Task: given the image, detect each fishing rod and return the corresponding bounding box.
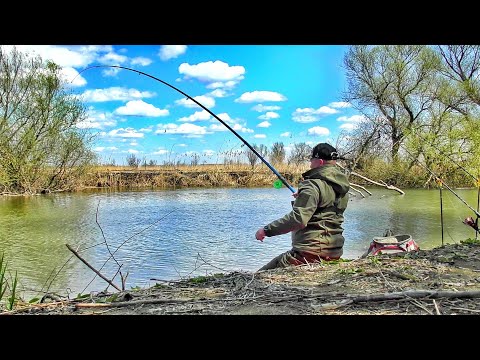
[77,65,296,193]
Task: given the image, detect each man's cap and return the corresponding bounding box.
[311,143,338,160]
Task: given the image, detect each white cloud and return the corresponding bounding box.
[258,112,280,120]
[5,45,106,68]
[292,106,338,123]
[206,80,237,89]
[179,61,245,84]
[114,100,169,117]
[159,45,187,61]
[127,149,140,154]
[251,104,281,112]
[178,110,211,122]
[108,128,145,138]
[337,115,366,123]
[329,101,352,108]
[208,89,227,98]
[291,115,318,123]
[339,123,357,130]
[235,91,287,103]
[155,123,210,136]
[337,114,366,131]
[94,146,118,152]
[80,87,156,102]
[76,108,117,129]
[153,149,169,155]
[131,57,153,66]
[60,67,86,87]
[98,52,128,65]
[280,132,291,137]
[307,127,330,136]
[257,121,271,128]
[175,95,215,109]
[254,134,267,138]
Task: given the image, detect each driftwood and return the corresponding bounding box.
[66,244,121,291]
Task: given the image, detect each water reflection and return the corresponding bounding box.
[0,187,477,299]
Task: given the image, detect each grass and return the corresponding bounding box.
[0,252,19,311]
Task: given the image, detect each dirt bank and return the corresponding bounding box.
[4,241,480,315]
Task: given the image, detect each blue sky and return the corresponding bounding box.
[7,45,364,165]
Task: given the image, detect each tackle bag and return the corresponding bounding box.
[361,234,419,258]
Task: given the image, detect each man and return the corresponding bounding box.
[255,143,350,271]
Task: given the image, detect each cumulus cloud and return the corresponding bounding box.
[328,101,352,108]
[175,95,215,109]
[179,61,245,85]
[159,45,187,61]
[292,106,338,123]
[154,123,210,136]
[337,114,366,131]
[280,132,291,137]
[235,91,287,103]
[307,126,330,136]
[131,57,153,66]
[258,112,280,120]
[60,67,86,87]
[114,100,169,117]
[108,128,145,138]
[254,134,266,138]
[257,121,271,128]
[178,110,211,122]
[251,104,281,112]
[76,108,117,129]
[80,87,156,102]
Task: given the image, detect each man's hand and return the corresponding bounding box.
[255,227,266,242]
[292,191,299,198]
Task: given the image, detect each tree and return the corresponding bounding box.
[269,142,285,165]
[246,144,268,169]
[287,142,312,165]
[126,154,141,168]
[343,45,440,161]
[0,46,96,194]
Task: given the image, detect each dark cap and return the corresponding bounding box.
[311,143,338,160]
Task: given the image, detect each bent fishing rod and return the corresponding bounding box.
[77,65,296,193]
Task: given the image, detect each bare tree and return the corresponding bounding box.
[246,144,268,169]
[287,142,312,165]
[269,142,285,165]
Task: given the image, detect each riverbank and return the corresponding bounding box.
[4,240,480,315]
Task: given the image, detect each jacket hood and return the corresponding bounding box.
[302,165,350,195]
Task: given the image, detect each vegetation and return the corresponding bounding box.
[0,46,97,195]
[0,252,19,311]
[2,45,480,195]
[340,45,480,188]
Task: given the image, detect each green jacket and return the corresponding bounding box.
[264,165,350,258]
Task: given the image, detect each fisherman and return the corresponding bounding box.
[255,143,350,270]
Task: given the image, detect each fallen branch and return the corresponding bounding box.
[346,289,480,303]
[349,186,366,198]
[349,171,405,195]
[75,294,265,309]
[349,183,372,196]
[66,244,121,292]
[336,163,405,195]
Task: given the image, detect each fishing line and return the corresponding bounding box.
[75,65,296,193]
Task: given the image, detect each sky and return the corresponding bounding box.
[5,45,365,166]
